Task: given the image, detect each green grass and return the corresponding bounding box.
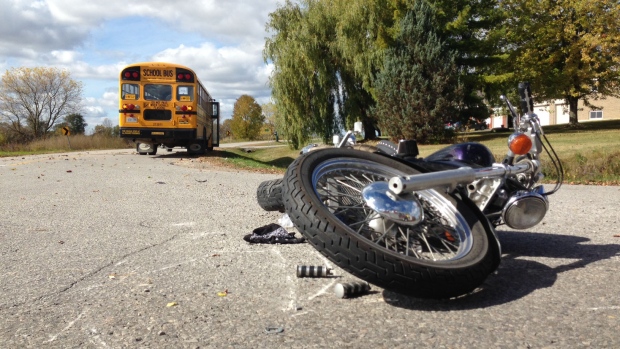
[203,120,620,185]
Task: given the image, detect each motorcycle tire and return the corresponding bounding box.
[282,148,500,299]
[256,178,285,212]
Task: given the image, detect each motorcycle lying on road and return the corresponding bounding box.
[256,83,563,299]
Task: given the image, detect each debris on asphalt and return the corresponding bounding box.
[243,223,304,244]
[296,265,333,278]
[166,302,178,307]
[264,327,284,334]
[334,281,371,299]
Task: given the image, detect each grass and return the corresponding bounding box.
[2,120,619,184]
[200,120,620,185]
[0,134,132,156]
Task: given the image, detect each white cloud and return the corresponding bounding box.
[1,0,281,126]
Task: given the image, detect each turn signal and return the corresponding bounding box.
[508,133,532,155]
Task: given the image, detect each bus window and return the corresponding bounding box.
[144,84,173,101]
[177,86,194,101]
[122,83,139,100]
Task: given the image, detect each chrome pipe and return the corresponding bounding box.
[388,162,532,195]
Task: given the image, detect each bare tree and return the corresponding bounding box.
[0,67,83,140]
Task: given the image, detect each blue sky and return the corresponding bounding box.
[0,0,280,133]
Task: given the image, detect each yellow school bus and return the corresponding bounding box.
[119,62,220,155]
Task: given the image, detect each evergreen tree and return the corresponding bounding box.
[372,2,462,143]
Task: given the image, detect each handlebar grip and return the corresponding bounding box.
[518,82,534,114]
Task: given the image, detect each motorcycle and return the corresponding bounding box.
[256,83,563,299]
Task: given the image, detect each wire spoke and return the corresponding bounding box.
[311,160,470,262]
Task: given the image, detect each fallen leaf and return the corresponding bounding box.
[217,289,228,297]
[66,170,72,173]
[166,302,178,307]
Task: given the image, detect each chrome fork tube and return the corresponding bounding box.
[388,162,533,195]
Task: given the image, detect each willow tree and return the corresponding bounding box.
[0,67,83,141]
[502,0,620,124]
[264,0,339,148]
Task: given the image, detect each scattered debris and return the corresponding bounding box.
[334,281,371,299]
[217,289,229,297]
[244,223,304,244]
[195,179,208,183]
[264,327,284,334]
[296,265,333,278]
[278,214,294,228]
[166,302,178,307]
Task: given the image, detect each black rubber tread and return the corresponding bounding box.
[281,148,501,299]
[256,178,285,212]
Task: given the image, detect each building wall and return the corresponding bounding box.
[537,96,620,124]
[488,96,620,127]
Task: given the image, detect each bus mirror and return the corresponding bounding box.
[211,102,220,118]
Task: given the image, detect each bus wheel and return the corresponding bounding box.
[137,142,155,155]
[148,145,158,156]
[188,142,205,155]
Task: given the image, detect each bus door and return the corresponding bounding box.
[211,101,220,147]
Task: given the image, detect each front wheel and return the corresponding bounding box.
[282,149,500,299]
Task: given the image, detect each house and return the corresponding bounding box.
[488,96,620,128]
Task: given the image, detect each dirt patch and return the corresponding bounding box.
[172,156,284,174]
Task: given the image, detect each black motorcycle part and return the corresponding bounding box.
[256,178,285,212]
[282,148,501,299]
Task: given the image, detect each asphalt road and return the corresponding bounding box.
[1,148,619,348]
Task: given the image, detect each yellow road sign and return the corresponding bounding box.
[62,127,70,136]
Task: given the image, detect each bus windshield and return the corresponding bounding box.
[144,84,172,101]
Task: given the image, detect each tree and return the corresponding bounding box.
[265,0,505,147]
[220,118,232,140]
[373,2,463,144]
[0,67,83,141]
[265,0,341,148]
[93,118,115,137]
[261,102,278,135]
[502,0,620,124]
[230,95,264,140]
[65,113,87,134]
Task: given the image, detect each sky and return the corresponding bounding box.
[0,0,281,133]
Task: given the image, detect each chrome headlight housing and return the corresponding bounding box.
[502,190,548,230]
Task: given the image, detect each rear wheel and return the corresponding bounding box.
[137,143,157,155]
[256,179,285,212]
[282,148,500,299]
[187,140,205,155]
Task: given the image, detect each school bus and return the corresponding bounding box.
[119,62,220,155]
